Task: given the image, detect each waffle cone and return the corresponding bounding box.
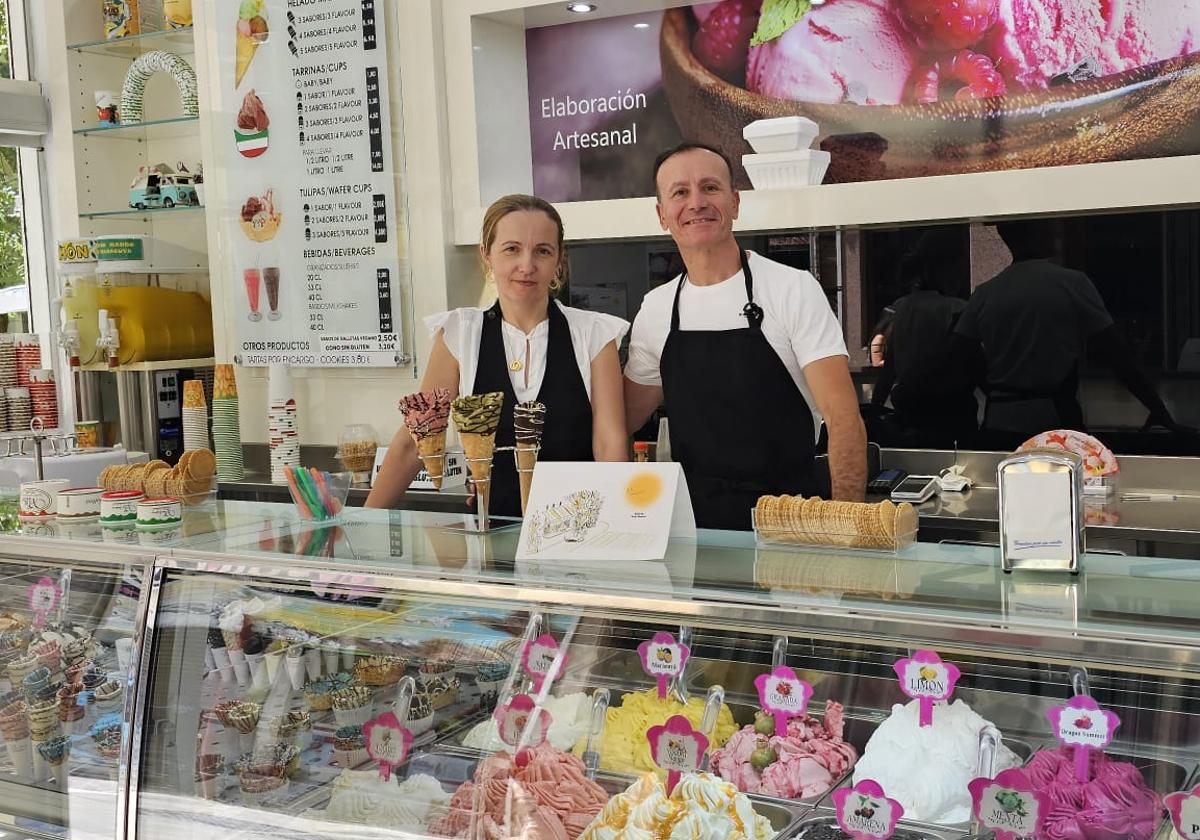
[516,443,539,515]
[416,431,447,489]
[235,35,259,87]
[460,432,496,511]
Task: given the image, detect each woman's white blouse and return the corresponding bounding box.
[424,301,630,403]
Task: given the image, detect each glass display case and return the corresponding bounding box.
[119,506,1200,840]
[0,533,154,840]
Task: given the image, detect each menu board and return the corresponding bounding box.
[216,0,405,367]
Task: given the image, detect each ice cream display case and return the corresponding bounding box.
[116,505,1200,840]
[0,533,156,840]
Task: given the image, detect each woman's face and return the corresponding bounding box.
[482,210,561,306]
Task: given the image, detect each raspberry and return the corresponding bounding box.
[692,0,761,83]
[910,49,1007,103]
[894,0,998,50]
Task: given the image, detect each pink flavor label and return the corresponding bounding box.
[969,769,1048,840]
[1165,785,1200,840]
[363,711,413,782]
[637,631,690,699]
[753,666,813,737]
[27,576,62,628]
[494,693,551,755]
[832,780,904,840]
[892,649,960,727]
[647,714,708,796]
[521,633,568,693]
[1047,694,1120,750]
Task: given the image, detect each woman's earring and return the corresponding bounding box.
[485,268,494,282]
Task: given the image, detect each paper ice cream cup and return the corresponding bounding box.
[264,651,282,685]
[247,653,267,689]
[211,647,231,672]
[7,737,33,779]
[304,649,321,681]
[339,641,355,671]
[322,649,339,675]
[228,649,250,687]
[285,657,305,691]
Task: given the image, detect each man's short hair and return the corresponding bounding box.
[995,220,1060,261]
[652,142,735,199]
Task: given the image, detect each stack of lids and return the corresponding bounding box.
[182,380,209,452]
[212,364,244,482]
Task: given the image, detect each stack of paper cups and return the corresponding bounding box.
[28,370,58,430]
[268,364,299,485]
[212,364,244,481]
[182,380,209,451]
[14,335,40,387]
[6,387,31,433]
[0,336,15,392]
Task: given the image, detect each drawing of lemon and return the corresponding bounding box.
[625,472,664,509]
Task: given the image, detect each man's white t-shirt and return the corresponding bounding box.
[624,250,848,441]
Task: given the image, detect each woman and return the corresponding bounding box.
[366,194,629,516]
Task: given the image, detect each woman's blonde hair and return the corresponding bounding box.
[479,194,569,292]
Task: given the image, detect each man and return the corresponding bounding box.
[624,143,866,530]
[956,219,1180,448]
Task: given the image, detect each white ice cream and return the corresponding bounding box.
[462,691,593,752]
[851,698,1021,824]
[317,770,450,829]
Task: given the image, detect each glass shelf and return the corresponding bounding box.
[74,115,200,139]
[67,27,195,58]
[79,205,206,221]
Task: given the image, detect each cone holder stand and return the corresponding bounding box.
[429,444,541,532]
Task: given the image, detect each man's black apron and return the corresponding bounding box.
[659,252,818,530]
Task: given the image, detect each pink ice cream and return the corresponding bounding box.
[985,0,1200,91]
[746,0,915,105]
[708,701,858,800]
[1018,746,1162,840]
[429,744,609,840]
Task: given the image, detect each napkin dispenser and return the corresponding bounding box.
[998,448,1085,574]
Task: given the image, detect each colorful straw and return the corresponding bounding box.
[285,465,344,521]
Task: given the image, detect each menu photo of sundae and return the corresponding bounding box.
[239,189,282,243]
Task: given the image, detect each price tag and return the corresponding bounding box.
[637,631,690,699]
[646,714,708,797]
[969,769,1048,840]
[753,666,813,737]
[363,711,412,782]
[1047,695,1120,782]
[521,633,568,693]
[832,780,904,840]
[892,649,960,727]
[27,577,62,629]
[495,693,551,763]
[1166,785,1200,840]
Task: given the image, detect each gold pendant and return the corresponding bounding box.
[508,359,523,372]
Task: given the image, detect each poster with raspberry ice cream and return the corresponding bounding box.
[214,0,410,367]
[526,0,1200,200]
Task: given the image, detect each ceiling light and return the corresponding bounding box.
[566,3,597,13]
[633,22,650,29]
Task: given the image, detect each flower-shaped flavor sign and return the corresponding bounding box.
[363,711,413,782]
[892,649,960,727]
[832,780,904,840]
[495,693,552,765]
[521,633,568,693]
[637,631,690,700]
[28,576,62,629]
[1165,784,1200,840]
[753,665,813,737]
[647,714,708,796]
[969,769,1048,840]
[1046,694,1120,782]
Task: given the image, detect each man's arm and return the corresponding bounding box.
[624,377,664,436]
[805,355,867,501]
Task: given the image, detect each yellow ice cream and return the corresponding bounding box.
[573,688,738,776]
[578,772,773,840]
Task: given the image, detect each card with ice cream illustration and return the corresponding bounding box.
[1047,694,1120,780]
[969,769,1048,840]
[833,780,904,840]
[363,711,412,781]
[638,631,690,699]
[647,714,708,795]
[893,649,960,727]
[754,665,813,736]
[1165,784,1200,840]
[495,693,551,758]
[520,633,568,693]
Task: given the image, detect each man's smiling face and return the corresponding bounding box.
[655,148,740,250]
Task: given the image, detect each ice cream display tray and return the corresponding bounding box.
[408,744,807,838]
[786,810,966,840]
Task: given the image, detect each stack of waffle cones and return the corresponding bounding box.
[451,392,504,511]
[513,401,545,515]
[399,389,452,489]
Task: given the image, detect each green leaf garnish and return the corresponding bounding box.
[750,0,812,47]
